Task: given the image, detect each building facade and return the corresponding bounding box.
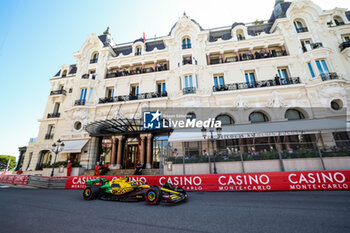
[21,0,350,175]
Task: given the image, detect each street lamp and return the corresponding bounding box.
[201,126,222,174]
[51,139,65,177]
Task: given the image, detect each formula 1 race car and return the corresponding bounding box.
[82,176,187,205]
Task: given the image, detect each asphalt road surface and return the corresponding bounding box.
[0,185,349,233]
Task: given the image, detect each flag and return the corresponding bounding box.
[143,32,146,41]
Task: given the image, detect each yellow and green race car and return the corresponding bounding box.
[82,176,188,205]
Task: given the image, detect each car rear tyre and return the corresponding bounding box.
[145,187,161,205]
[83,185,100,200]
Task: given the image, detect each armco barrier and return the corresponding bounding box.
[65,170,350,191]
[0,175,29,185]
[27,176,67,188]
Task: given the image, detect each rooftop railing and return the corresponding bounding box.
[213,77,301,92]
[98,91,168,104]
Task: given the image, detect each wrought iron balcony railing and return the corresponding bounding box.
[320,72,338,81]
[98,91,168,104]
[50,89,67,95]
[208,50,287,65]
[296,27,308,33]
[47,113,60,118]
[90,58,98,64]
[213,77,301,92]
[105,65,168,79]
[44,134,54,140]
[339,41,350,52]
[183,87,196,95]
[75,100,86,106]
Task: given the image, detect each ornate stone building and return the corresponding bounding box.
[21,0,350,175]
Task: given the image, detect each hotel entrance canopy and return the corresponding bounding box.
[85,118,172,136]
[168,119,347,142]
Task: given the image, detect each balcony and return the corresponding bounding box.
[302,42,323,53]
[296,27,308,33]
[182,58,198,66]
[213,77,301,92]
[105,64,168,79]
[82,73,96,79]
[47,112,60,118]
[98,91,168,104]
[183,87,196,95]
[44,134,54,140]
[320,72,338,81]
[209,51,287,65]
[90,58,98,64]
[50,89,66,96]
[339,41,350,52]
[75,100,86,106]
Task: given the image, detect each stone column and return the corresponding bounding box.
[140,134,146,165]
[235,51,240,61]
[220,52,225,63]
[206,54,210,65]
[166,60,170,70]
[110,137,117,165]
[116,136,124,169]
[146,134,153,168]
[87,137,99,169]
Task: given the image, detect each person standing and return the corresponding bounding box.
[94,162,101,176]
[67,160,72,176]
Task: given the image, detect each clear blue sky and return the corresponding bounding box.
[0,0,349,159]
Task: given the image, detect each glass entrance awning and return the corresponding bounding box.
[85,118,172,136]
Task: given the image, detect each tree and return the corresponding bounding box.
[0,155,16,171]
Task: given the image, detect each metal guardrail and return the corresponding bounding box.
[27,176,67,189]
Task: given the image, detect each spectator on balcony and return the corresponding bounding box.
[274,74,281,85]
[255,51,260,59]
[157,63,162,71]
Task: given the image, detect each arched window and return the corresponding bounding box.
[37,151,52,170]
[285,109,305,121]
[236,29,245,41]
[294,19,308,33]
[61,70,67,77]
[182,37,191,49]
[249,112,269,123]
[216,114,234,125]
[186,112,196,120]
[333,16,344,26]
[90,52,99,63]
[135,46,142,56]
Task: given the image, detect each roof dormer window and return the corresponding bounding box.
[135,46,142,56]
[182,37,191,49]
[90,52,99,63]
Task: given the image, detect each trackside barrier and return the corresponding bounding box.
[0,175,29,185]
[65,170,350,192]
[27,176,67,188]
[0,175,67,188]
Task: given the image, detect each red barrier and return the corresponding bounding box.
[65,170,350,191]
[0,175,29,185]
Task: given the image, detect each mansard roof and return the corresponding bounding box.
[268,1,292,23]
[346,11,350,21]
